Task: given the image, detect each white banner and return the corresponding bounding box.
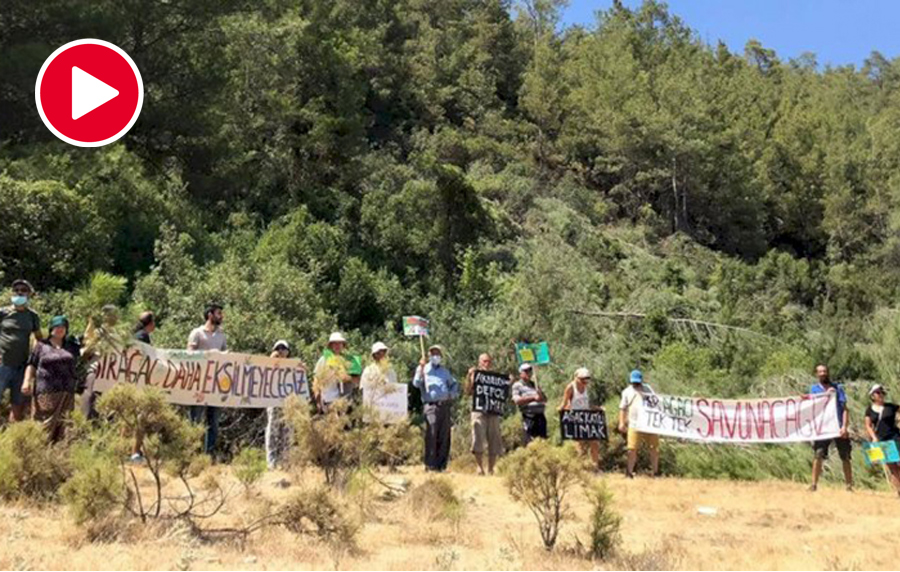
[628,392,841,443]
[92,342,309,408]
[362,383,408,424]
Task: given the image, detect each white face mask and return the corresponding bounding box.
[430,355,442,367]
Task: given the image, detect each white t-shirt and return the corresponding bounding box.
[619,384,653,414]
[187,326,227,351]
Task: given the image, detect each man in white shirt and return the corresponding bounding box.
[618,369,659,478]
[187,304,227,456]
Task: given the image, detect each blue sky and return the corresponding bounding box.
[561,0,900,67]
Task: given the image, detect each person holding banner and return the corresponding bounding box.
[512,363,547,444]
[864,384,900,494]
[313,332,354,413]
[187,304,227,456]
[133,311,155,345]
[413,344,459,472]
[361,342,398,388]
[22,316,81,442]
[465,353,505,475]
[559,367,601,468]
[266,340,300,469]
[618,369,659,478]
[0,279,43,423]
[809,364,853,492]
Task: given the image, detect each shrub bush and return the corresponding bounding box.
[407,476,465,524]
[0,421,68,500]
[585,482,621,560]
[233,447,267,492]
[61,441,124,523]
[281,486,360,545]
[499,439,588,550]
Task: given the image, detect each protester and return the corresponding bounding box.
[22,316,80,442]
[512,363,547,444]
[618,369,659,478]
[413,345,459,472]
[465,353,504,475]
[187,304,227,456]
[809,364,853,491]
[361,342,398,388]
[559,367,600,468]
[313,332,354,413]
[80,304,121,419]
[864,384,900,495]
[0,279,42,422]
[266,340,298,469]
[133,311,155,344]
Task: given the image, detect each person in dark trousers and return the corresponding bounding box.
[413,345,459,472]
[133,311,155,345]
[22,315,80,442]
[187,304,227,456]
[809,364,853,491]
[0,279,43,422]
[512,363,547,445]
[864,384,900,495]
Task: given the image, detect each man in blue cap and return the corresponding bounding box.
[618,369,659,478]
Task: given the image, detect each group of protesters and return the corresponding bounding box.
[2,279,900,495]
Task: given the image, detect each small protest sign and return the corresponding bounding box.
[559,409,608,441]
[403,316,429,337]
[515,342,551,365]
[472,370,510,415]
[363,383,408,424]
[863,440,900,466]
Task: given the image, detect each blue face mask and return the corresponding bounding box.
[11,295,28,307]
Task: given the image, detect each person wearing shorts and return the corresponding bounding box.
[0,279,42,421]
[618,369,659,478]
[809,364,853,492]
[512,363,547,445]
[466,353,504,475]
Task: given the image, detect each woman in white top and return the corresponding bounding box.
[559,367,601,468]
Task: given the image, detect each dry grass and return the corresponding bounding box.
[0,465,898,570]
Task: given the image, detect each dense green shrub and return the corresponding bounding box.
[233,447,267,492]
[0,421,68,501]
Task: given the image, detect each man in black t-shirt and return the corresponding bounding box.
[0,279,43,421]
[864,384,900,495]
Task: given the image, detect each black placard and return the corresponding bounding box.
[472,370,510,415]
[559,409,608,441]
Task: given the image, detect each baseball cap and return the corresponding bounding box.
[575,367,591,379]
[428,344,443,354]
[869,384,886,396]
[519,363,533,372]
[630,370,643,384]
[273,340,290,351]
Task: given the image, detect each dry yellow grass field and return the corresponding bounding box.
[0,465,898,571]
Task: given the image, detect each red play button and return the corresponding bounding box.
[35,39,143,147]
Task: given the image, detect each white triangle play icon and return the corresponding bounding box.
[71,66,119,120]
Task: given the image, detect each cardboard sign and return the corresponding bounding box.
[472,370,510,415]
[863,440,900,466]
[403,316,429,337]
[515,342,551,365]
[362,383,408,424]
[560,409,608,441]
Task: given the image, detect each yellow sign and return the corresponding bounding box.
[519,348,535,362]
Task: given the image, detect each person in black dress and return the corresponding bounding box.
[864,384,900,495]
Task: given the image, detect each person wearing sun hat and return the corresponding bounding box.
[413,344,459,472]
[512,362,547,444]
[559,367,601,468]
[266,339,303,469]
[22,315,81,442]
[361,341,397,389]
[864,384,900,495]
[313,331,353,413]
[618,369,660,478]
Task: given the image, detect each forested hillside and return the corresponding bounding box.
[3,0,900,477]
